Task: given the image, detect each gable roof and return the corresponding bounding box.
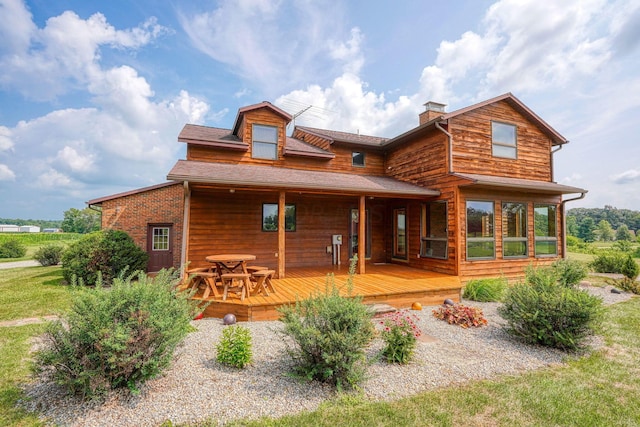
[284,136,335,159]
[167,160,439,198]
[232,101,292,135]
[384,92,568,147]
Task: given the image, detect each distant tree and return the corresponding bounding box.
[616,224,633,242]
[577,217,596,242]
[61,208,100,234]
[566,216,579,237]
[596,220,615,242]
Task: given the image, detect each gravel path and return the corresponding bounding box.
[21,284,633,427]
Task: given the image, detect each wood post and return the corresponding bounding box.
[278,191,286,278]
[358,195,365,274]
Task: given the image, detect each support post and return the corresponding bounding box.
[278,191,286,278]
[358,195,366,274]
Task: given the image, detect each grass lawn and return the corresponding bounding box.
[1,265,639,426]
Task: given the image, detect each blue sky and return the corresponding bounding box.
[0,0,639,220]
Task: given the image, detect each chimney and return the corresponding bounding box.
[419,101,446,125]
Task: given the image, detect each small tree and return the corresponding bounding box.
[61,207,100,234]
[596,220,615,242]
[616,224,633,242]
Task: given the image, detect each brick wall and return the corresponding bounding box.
[100,183,184,270]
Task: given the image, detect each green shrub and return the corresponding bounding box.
[524,264,558,289]
[61,230,149,286]
[0,239,26,258]
[33,269,197,399]
[551,258,588,288]
[277,257,375,390]
[33,244,64,266]
[463,277,507,302]
[378,310,421,364]
[498,269,604,350]
[216,325,253,368]
[432,303,488,328]
[606,277,640,294]
[591,251,639,279]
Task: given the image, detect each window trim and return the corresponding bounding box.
[252,124,278,160]
[262,203,296,232]
[502,201,528,259]
[466,200,496,260]
[492,121,517,159]
[352,151,365,167]
[421,201,448,260]
[152,226,170,251]
[534,204,558,257]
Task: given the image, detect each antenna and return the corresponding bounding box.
[292,105,312,128]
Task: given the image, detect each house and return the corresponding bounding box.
[20,226,41,233]
[88,93,586,318]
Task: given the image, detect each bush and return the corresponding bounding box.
[33,244,64,266]
[277,257,375,390]
[590,251,639,279]
[61,230,149,286]
[432,303,488,328]
[551,258,588,288]
[606,277,640,294]
[498,268,604,350]
[0,239,26,258]
[216,325,253,368]
[378,310,421,364]
[463,277,507,302]
[33,269,197,399]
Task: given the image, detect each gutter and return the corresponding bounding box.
[435,120,453,173]
[550,143,564,182]
[560,191,587,259]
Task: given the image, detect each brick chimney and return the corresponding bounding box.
[419,101,446,125]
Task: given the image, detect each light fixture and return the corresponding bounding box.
[229,189,235,193]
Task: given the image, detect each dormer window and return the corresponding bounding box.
[252,124,278,160]
[352,151,365,167]
[492,121,517,159]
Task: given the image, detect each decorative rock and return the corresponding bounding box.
[223,313,237,325]
[443,298,455,306]
[611,288,622,294]
[367,303,397,317]
[411,302,423,311]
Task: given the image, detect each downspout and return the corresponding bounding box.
[180,181,191,274]
[561,191,587,259]
[435,120,453,173]
[550,143,564,182]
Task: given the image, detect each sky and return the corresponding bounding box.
[0,0,639,220]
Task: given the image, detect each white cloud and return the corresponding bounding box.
[0,126,13,151]
[612,169,640,184]
[36,169,73,188]
[56,146,94,172]
[0,5,167,100]
[0,164,15,180]
[178,0,355,95]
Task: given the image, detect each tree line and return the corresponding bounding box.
[1,207,100,234]
[567,205,640,242]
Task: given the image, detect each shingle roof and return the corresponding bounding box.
[87,181,182,205]
[167,160,439,198]
[455,173,587,194]
[284,137,335,159]
[178,124,247,150]
[295,126,388,148]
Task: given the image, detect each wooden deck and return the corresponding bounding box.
[186,264,462,321]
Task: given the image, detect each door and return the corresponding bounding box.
[393,208,407,259]
[147,224,174,272]
[349,208,371,259]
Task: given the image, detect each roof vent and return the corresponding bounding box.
[419,101,446,125]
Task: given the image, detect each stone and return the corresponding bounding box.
[443,298,455,306]
[223,313,237,325]
[611,288,623,294]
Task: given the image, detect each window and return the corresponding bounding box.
[466,200,495,259]
[393,208,407,259]
[152,227,170,251]
[262,203,296,231]
[534,204,557,256]
[502,202,528,258]
[252,124,278,159]
[421,202,448,259]
[352,151,365,167]
[492,121,517,159]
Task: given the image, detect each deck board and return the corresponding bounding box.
[187,264,462,321]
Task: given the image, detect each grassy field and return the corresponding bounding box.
[0,233,80,263]
[1,263,639,426]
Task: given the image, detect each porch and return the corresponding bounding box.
[185,263,462,321]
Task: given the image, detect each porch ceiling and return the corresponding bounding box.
[167,160,439,198]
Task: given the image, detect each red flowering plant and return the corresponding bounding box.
[378,310,422,364]
[432,303,488,328]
